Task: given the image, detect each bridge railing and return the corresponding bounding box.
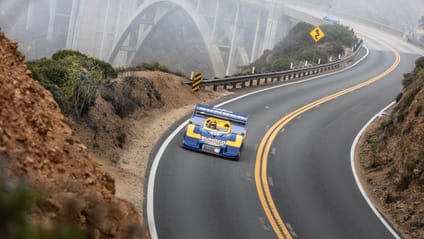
[195,40,364,91]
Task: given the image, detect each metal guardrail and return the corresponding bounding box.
[192,40,364,91]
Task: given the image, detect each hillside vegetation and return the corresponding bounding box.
[0,32,148,239]
[27,50,117,118]
[359,56,424,238]
[246,22,357,73]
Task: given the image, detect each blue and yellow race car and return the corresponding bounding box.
[182,104,248,160]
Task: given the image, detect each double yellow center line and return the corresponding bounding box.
[254,38,400,239]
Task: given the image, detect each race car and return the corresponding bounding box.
[182,104,248,160]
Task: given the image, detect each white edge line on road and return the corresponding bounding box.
[147,46,369,239]
[350,101,401,239]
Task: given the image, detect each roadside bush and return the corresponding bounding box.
[415,56,424,69]
[320,24,356,48]
[402,73,414,88]
[27,58,67,85]
[100,77,143,118]
[140,61,170,72]
[39,80,67,110]
[271,58,292,71]
[100,76,162,118]
[28,50,116,118]
[52,50,117,78]
[52,50,85,61]
[0,173,86,239]
[116,61,187,78]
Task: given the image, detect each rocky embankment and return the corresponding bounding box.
[358,56,424,239]
[0,32,148,238]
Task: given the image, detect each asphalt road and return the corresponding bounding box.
[149,38,420,238]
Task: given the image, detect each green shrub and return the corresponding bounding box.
[175,69,185,77]
[366,135,380,144]
[0,173,85,239]
[397,87,420,120]
[52,50,85,61]
[408,160,418,171]
[272,58,292,71]
[28,50,116,118]
[402,73,414,88]
[27,58,67,85]
[379,118,394,130]
[39,80,67,110]
[94,59,118,78]
[52,50,117,78]
[140,61,170,72]
[415,56,424,69]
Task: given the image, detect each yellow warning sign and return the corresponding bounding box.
[310,26,325,42]
[192,72,202,92]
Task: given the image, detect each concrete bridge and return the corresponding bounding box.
[2,0,299,77]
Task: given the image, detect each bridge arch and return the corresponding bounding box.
[108,0,226,77]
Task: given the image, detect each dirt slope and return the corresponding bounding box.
[0,32,148,238]
[357,57,424,239]
[71,70,232,215]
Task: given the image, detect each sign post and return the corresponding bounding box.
[192,72,202,92]
[309,26,325,64]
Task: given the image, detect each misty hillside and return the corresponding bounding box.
[359,56,424,238]
[247,21,356,73]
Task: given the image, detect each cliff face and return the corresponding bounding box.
[0,32,147,238]
[359,57,424,239]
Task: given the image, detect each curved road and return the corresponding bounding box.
[148,35,422,238]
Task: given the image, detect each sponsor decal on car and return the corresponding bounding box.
[201,136,226,147]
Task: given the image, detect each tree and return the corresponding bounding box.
[64,56,102,118]
[28,50,115,118]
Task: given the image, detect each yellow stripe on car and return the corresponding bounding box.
[186,124,201,139]
[226,135,243,147]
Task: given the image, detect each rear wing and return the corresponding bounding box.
[193,104,248,125]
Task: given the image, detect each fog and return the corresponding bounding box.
[290,0,423,31]
[0,0,423,75]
